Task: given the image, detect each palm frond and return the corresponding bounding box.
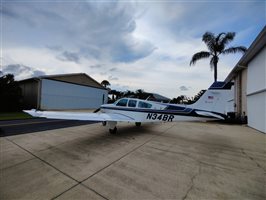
[213,33,227,54]
[202,32,215,53]
[222,46,247,55]
[190,51,211,65]
[202,32,215,43]
[216,32,226,43]
[219,32,235,47]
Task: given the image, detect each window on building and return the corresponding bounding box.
[128,100,137,107]
[116,99,128,107]
[138,101,152,108]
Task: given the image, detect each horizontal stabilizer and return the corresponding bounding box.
[195,111,224,120]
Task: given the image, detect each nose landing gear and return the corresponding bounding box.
[135,122,141,127]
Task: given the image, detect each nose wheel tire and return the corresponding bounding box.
[135,122,141,127]
[109,127,117,134]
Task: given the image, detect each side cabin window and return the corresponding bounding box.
[138,101,152,108]
[116,99,128,107]
[128,100,137,107]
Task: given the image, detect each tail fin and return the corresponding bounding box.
[190,82,233,114]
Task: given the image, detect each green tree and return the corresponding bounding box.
[101,80,110,88]
[0,74,22,111]
[135,89,145,99]
[190,32,247,82]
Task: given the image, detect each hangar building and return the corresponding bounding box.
[19,73,108,110]
[225,26,266,133]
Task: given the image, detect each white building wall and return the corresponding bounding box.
[247,92,266,133]
[226,85,235,113]
[247,46,266,133]
[40,79,108,110]
[247,47,266,94]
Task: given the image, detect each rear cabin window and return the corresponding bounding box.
[116,99,128,107]
[128,100,137,107]
[138,101,152,108]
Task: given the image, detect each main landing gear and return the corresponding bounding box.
[109,127,117,134]
[104,121,141,134]
[106,121,117,134]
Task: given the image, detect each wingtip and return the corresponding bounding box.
[23,109,39,117]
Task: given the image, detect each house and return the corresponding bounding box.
[225,26,266,133]
[19,73,108,110]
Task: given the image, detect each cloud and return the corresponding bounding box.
[46,45,63,51]
[3,2,155,63]
[108,75,119,81]
[89,64,104,69]
[2,1,264,98]
[109,67,117,72]
[2,64,46,80]
[56,51,80,64]
[179,86,189,91]
[100,72,107,76]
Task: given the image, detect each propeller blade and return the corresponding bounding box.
[93,108,101,113]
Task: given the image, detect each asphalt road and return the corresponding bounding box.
[0,118,98,137]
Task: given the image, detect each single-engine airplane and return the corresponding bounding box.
[24,82,233,134]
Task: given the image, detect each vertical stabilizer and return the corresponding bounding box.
[189,82,233,114]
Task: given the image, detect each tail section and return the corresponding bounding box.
[189,82,233,115]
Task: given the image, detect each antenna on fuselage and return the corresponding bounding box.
[145,95,151,101]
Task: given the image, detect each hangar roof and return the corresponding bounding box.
[19,73,106,90]
[225,26,266,82]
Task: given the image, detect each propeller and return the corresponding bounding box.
[93,108,101,113]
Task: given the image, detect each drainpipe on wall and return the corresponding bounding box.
[37,79,42,110]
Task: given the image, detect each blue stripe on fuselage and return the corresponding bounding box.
[101,106,193,115]
[100,106,226,119]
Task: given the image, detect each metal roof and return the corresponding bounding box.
[19,73,106,90]
[225,26,266,82]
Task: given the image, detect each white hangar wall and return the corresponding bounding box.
[40,79,108,110]
[247,46,266,133]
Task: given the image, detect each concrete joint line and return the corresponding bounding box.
[81,183,110,200]
[80,123,175,183]
[50,183,80,200]
[182,164,202,200]
[3,124,175,200]
[146,145,245,173]
[241,148,266,173]
[76,124,176,200]
[5,138,80,183]
[1,157,36,171]
[4,138,91,200]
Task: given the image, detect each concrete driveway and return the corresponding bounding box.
[0,122,265,200]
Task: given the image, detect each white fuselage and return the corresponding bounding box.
[100,98,218,123]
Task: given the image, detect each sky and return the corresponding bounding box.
[1,0,265,98]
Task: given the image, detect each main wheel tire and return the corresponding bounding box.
[102,121,107,126]
[135,122,141,127]
[109,127,117,134]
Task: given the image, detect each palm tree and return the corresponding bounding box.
[190,32,247,82]
[101,80,110,88]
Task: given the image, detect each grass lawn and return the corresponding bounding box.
[0,112,33,120]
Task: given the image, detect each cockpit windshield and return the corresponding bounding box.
[116,99,128,107]
[115,98,152,109]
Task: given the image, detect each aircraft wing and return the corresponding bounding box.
[195,111,225,120]
[23,110,135,122]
